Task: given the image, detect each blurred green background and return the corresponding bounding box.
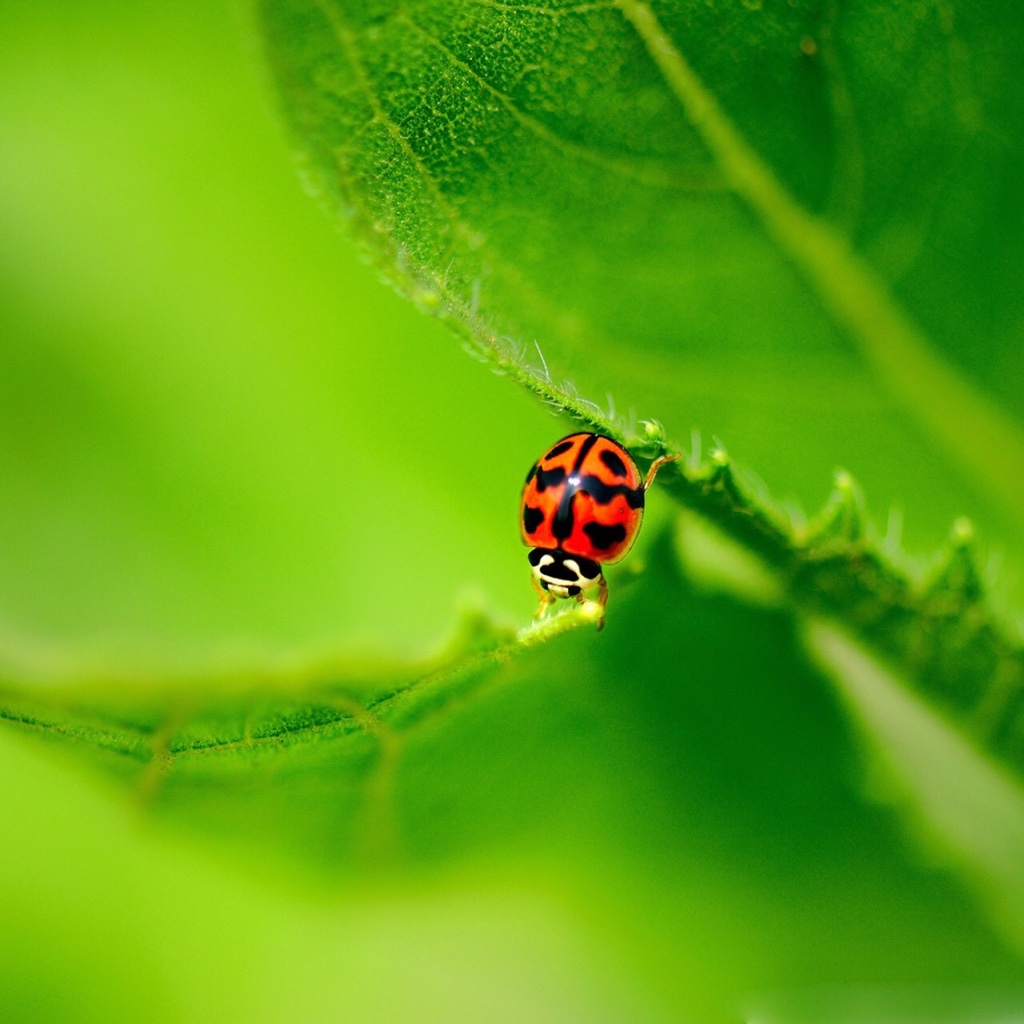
[0,0,552,674]
[2,0,1023,1021]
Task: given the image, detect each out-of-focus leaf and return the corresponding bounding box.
[807,617,1024,956]
[3,535,1023,1021]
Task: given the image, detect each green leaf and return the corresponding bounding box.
[806,617,1024,956]
[258,0,1024,566]
[665,456,1024,783]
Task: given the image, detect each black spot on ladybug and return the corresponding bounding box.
[528,548,546,567]
[545,440,575,460]
[583,521,627,550]
[600,449,628,478]
[535,467,566,492]
[573,434,600,469]
[524,462,538,485]
[540,579,550,591]
[523,506,544,534]
[552,495,574,542]
[579,475,644,509]
[565,585,581,597]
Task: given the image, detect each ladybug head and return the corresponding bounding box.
[527,548,603,599]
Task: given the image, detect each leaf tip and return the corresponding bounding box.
[951,516,976,547]
[819,468,866,544]
[928,518,986,606]
[640,418,666,442]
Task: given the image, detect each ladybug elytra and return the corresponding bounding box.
[520,432,675,629]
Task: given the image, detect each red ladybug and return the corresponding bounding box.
[520,432,675,628]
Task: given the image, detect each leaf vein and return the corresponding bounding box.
[469,0,615,15]
[399,9,721,190]
[317,0,619,352]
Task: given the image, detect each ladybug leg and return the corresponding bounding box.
[643,452,680,490]
[531,575,556,621]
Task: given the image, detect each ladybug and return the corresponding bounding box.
[520,432,676,629]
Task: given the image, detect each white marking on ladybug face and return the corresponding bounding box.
[529,550,603,600]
